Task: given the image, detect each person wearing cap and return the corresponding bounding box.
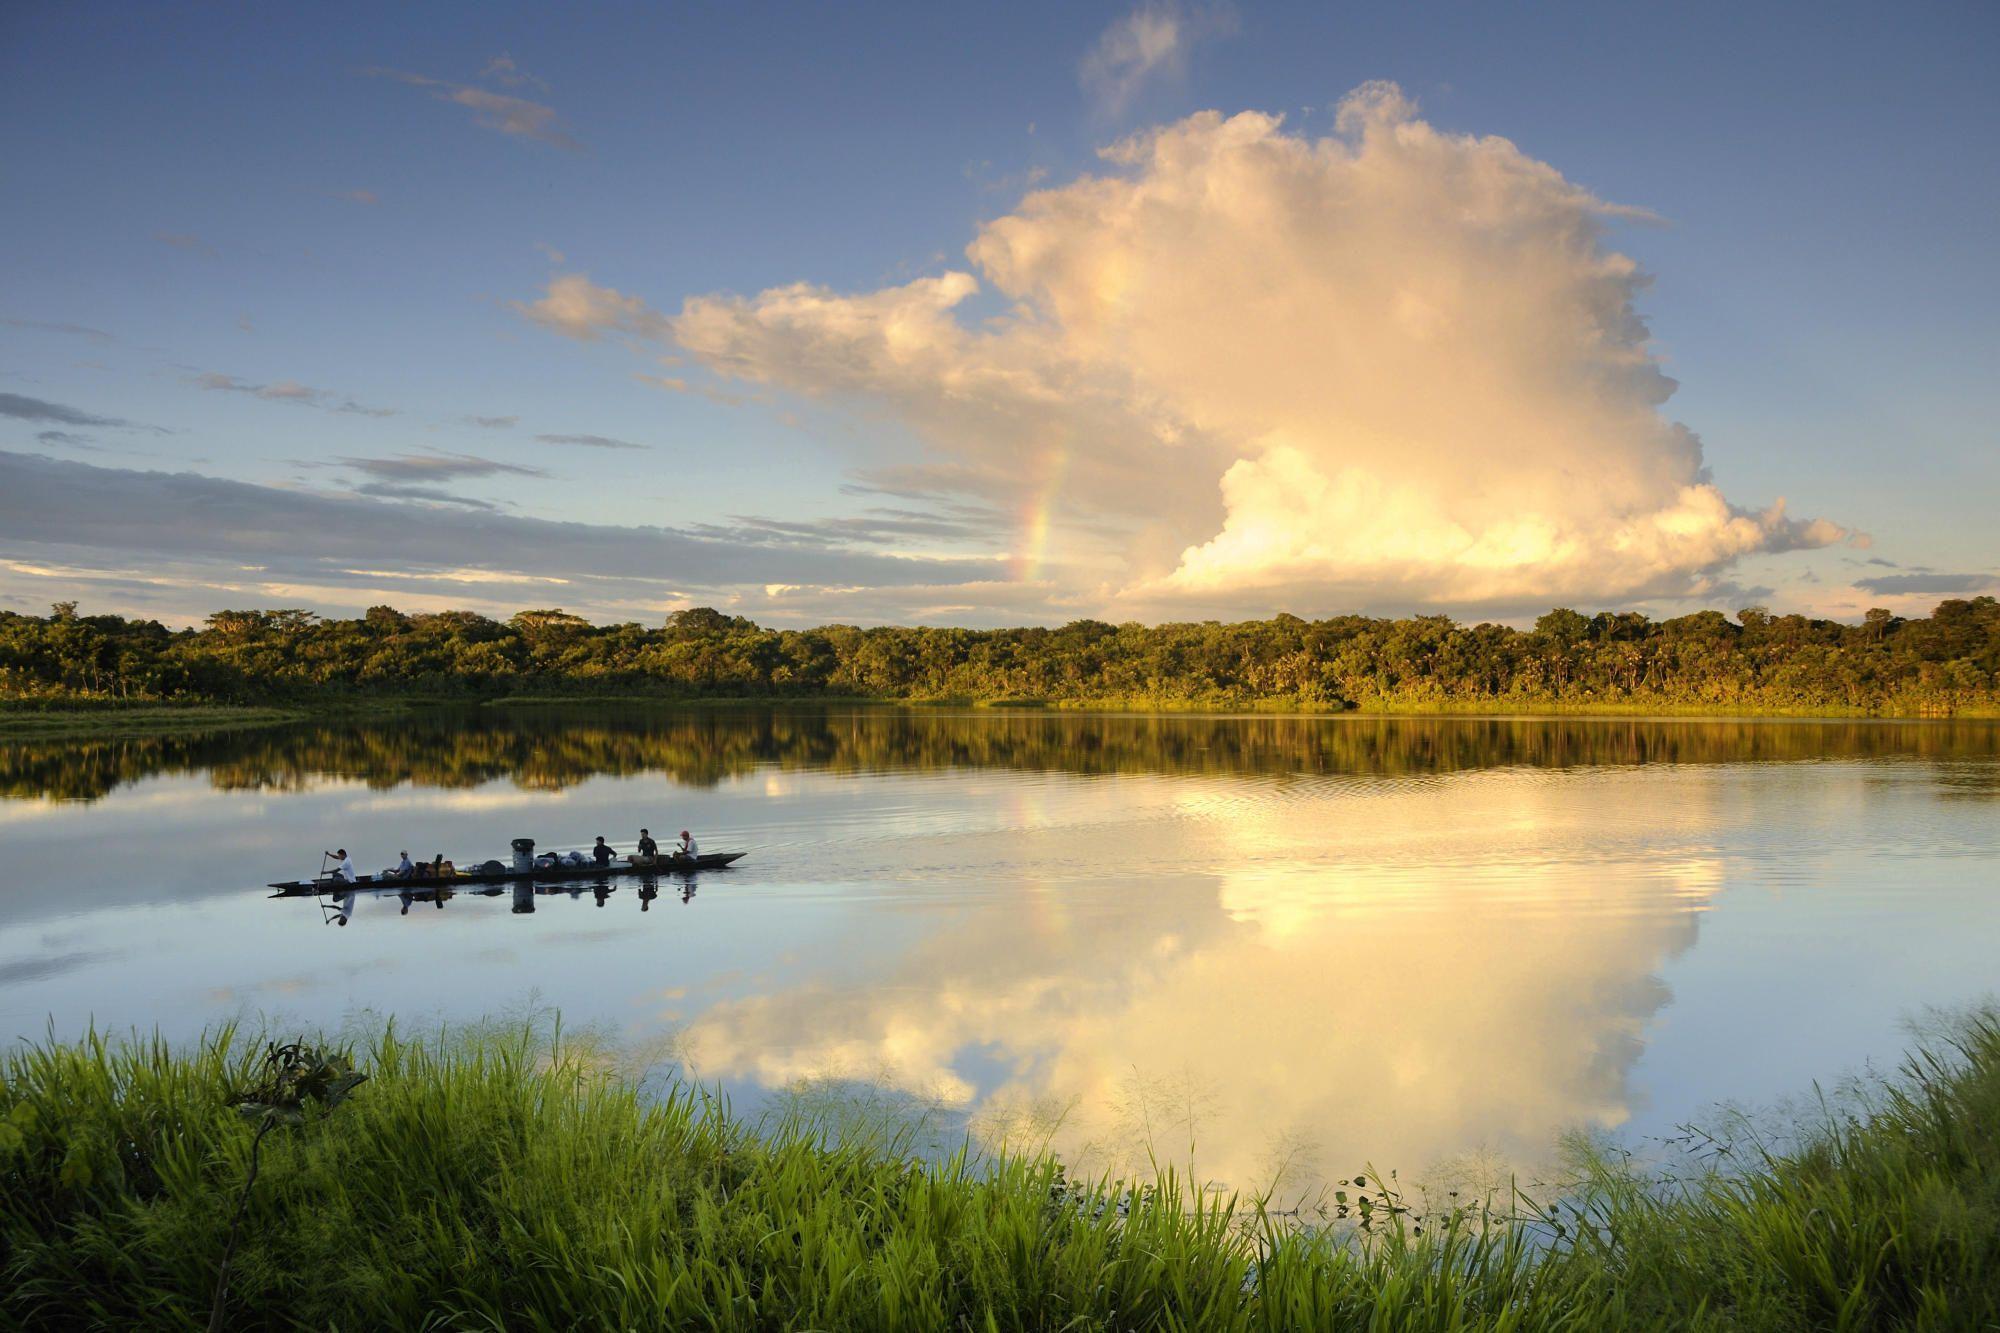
[677,829,698,860]
[592,835,615,867]
[392,850,415,879]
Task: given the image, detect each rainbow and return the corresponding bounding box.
[1011,444,1070,582]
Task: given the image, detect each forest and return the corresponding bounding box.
[2,597,1997,716]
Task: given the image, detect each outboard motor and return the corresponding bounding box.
[511,838,536,873]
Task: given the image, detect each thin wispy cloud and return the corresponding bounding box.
[363,66,581,150]
[2,317,114,343]
[481,53,550,93]
[1855,572,1995,596]
[0,451,998,623]
[329,452,547,483]
[536,432,649,451]
[192,372,395,417]
[336,188,380,205]
[0,392,161,433]
[1081,2,1237,115]
[465,415,519,429]
[154,232,217,256]
[351,482,505,511]
[34,430,100,451]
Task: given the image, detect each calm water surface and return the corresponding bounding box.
[3,707,1996,1190]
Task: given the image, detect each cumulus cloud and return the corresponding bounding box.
[1081,3,1236,115]
[558,83,1841,616]
[515,273,672,341]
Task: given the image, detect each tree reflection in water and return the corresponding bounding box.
[8,705,1999,803]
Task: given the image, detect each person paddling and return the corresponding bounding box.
[325,849,357,884]
[677,830,698,860]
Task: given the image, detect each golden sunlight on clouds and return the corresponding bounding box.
[525,82,1846,614]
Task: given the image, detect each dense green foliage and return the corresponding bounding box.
[4,1014,1997,1329]
[4,597,1999,715]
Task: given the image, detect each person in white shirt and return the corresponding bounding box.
[326,849,358,884]
[678,830,698,860]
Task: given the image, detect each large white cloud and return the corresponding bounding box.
[530,83,1845,615]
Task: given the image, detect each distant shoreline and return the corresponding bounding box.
[5,694,1994,740]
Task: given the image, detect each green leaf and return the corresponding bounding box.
[59,1150,93,1190]
[0,1121,24,1156]
[323,1071,369,1107]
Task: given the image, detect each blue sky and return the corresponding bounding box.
[2,1,1995,626]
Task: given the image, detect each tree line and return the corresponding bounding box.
[2,597,1997,715]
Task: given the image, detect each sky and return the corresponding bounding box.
[2,1,1995,629]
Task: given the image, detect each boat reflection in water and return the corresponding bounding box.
[292,873,702,922]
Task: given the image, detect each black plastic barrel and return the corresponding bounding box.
[510,837,535,873]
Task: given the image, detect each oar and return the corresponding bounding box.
[312,851,337,924]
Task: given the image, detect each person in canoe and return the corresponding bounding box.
[391,851,416,879]
[635,828,658,862]
[325,849,357,885]
[677,830,699,861]
[592,836,615,867]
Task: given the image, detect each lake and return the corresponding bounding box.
[3,706,1996,1195]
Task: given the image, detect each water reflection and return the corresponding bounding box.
[6,706,1999,803]
[294,877,703,921]
[2,707,1996,1195]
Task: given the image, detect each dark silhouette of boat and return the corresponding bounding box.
[267,850,745,896]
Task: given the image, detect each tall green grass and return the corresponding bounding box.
[4,1013,1996,1330]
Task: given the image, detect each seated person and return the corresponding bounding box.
[393,851,416,879]
[592,836,615,867]
[678,829,699,859]
[636,828,658,861]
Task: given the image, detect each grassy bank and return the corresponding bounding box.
[4,1015,1997,1329]
[8,693,1995,743]
[0,703,305,740]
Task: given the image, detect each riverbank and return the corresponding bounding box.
[4,1013,1995,1329]
[0,703,307,739]
[6,693,1996,742]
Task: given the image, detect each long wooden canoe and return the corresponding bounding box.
[268,851,745,895]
